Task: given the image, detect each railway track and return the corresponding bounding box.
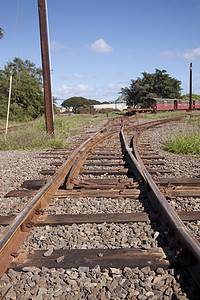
[0,124,30,135]
[0,116,200,299]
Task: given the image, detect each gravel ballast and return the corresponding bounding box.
[0,117,200,299]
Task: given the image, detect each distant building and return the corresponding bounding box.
[93,103,127,110]
[59,107,67,113]
[59,107,73,113]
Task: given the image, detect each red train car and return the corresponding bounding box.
[143,98,175,111]
[175,99,189,110]
[175,99,200,110]
[194,99,200,110]
[144,98,200,111]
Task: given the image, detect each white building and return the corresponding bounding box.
[93,103,127,110]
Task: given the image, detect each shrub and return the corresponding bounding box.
[163,132,200,154]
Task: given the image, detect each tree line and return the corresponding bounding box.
[0,58,45,121]
[1,26,200,120]
[0,53,198,120]
[0,27,3,39]
[61,97,100,110]
[0,29,45,121]
[120,69,182,107]
[0,58,198,121]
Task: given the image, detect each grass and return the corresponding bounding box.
[142,112,200,155]
[0,119,32,130]
[138,110,200,155]
[1,110,199,153]
[155,113,200,155]
[163,131,200,155]
[0,127,65,150]
[0,112,121,150]
[184,116,200,129]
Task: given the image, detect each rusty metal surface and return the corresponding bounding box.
[124,117,200,286]
[0,118,120,277]
[1,115,199,280]
[65,130,122,189]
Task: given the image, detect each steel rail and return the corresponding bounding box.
[65,116,186,194]
[65,120,127,188]
[0,115,197,278]
[121,118,200,285]
[65,129,122,188]
[0,118,120,277]
[0,116,156,277]
[123,115,184,132]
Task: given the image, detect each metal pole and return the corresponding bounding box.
[189,62,192,111]
[38,0,54,134]
[5,75,13,136]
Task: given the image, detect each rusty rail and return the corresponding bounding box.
[1,115,199,282]
[121,116,200,285]
[0,118,120,277]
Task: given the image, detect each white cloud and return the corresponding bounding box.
[159,47,200,60]
[65,50,75,57]
[54,82,129,103]
[51,40,66,51]
[87,39,113,53]
[71,73,85,79]
[116,70,125,78]
[59,73,85,80]
[107,82,128,90]
[159,51,178,58]
[126,54,134,60]
[54,84,96,99]
[51,40,75,56]
[183,47,200,60]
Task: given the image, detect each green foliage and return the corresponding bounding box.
[0,113,120,150]
[61,97,100,111]
[0,127,65,150]
[0,27,4,39]
[115,95,127,103]
[185,116,200,128]
[0,116,70,150]
[163,132,200,154]
[181,94,200,100]
[121,69,182,107]
[0,57,44,120]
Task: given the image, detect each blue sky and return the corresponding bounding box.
[1,0,200,106]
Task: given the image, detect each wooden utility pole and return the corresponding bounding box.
[189,62,192,111]
[38,0,54,134]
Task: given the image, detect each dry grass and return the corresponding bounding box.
[0,112,120,150]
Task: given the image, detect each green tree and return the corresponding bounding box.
[115,95,127,103]
[181,94,200,100]
[61,97,100,111]
[121,69,182,106]
[0,57,44,121]
[0,27,4,39]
